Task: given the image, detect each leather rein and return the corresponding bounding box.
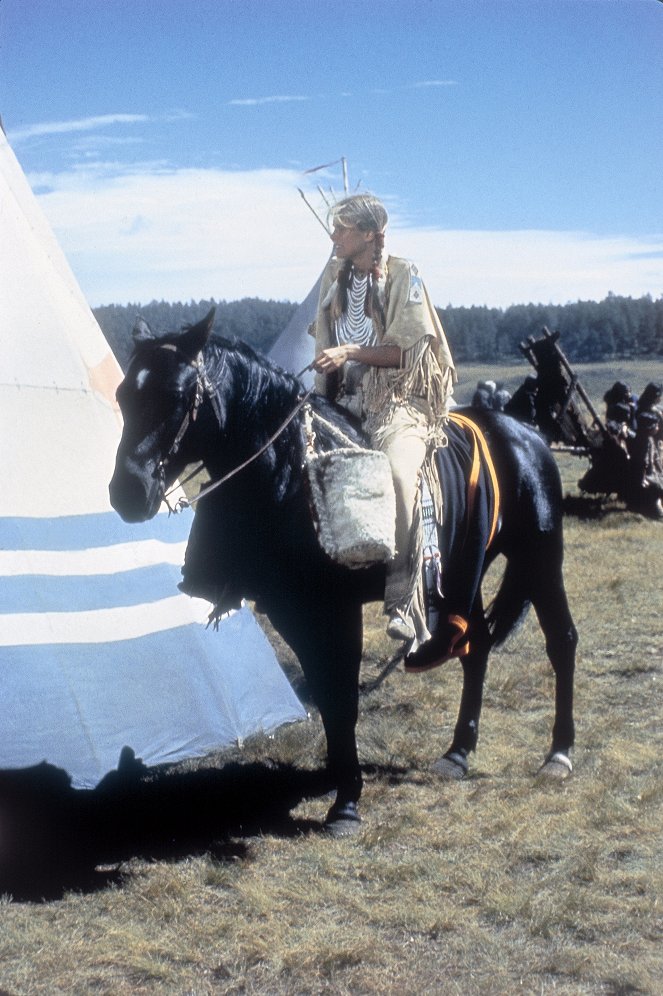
[157,343,314,512]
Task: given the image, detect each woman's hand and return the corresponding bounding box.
[313,345,354,373]
[313,343,402,373]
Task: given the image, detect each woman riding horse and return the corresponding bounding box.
[311,193,456,652]
[110,308,577,835]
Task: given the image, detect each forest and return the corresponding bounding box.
[94,292,663,372]
[94,297,298,371]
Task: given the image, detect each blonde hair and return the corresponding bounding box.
[329,194,388,326]
[328,193,388,234]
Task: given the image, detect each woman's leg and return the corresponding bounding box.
[371,406,428,639]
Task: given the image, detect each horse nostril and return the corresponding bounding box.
[109,471,151,522]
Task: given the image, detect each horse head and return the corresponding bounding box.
[109,309,216,522]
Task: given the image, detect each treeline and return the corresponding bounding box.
[94,292,662,372]
[94,298,298,371]
[438,293,663,364]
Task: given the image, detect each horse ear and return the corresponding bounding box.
[132,316,155,342]
[177,307,216,361]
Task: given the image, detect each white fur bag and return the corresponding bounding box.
[305,447,396,568]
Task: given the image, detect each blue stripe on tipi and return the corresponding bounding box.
[0,509,192,551]
[0,562,185,614]
[0,509,192,614]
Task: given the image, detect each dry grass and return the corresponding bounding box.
[454,358,659,407]
[1,362,662,995]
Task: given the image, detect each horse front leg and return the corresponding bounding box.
[266,592,364,833]
[307,600,365,833]
[531,573,577,779]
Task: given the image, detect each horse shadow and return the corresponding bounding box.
[0,755,339,903]
[561,493,659,521]
[562,493,628,519]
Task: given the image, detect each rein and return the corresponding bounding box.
[157,344,224,487]
[163,354,316,512]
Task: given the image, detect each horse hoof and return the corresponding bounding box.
[537,752,573,781]
[432,752,468,780]
[324,801,362,838]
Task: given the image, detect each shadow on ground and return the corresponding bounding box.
[562,493,662,522]
[562,494,625,519]
[0,757,338,902]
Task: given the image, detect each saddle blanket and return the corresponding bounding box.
[421,411,501,641]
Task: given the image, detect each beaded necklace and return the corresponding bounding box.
[335,270,376,347]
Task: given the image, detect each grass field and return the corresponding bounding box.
[454,358,660,409]
[1,361,662,995]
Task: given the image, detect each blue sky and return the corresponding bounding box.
[1,0,662,308]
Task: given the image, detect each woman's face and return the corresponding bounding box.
[330,223,375,265]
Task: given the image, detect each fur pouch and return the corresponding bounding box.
[305,447,396,568]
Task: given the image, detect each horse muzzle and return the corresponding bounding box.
[109,460,164,523]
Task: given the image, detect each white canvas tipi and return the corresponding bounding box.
[269,166,345,383]
[0,126,305,787]
[268,273,320,387]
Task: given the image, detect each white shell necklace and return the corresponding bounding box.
[335,270,376,347]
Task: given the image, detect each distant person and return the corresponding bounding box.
[626,412,663,517]
[629,382,663,518]
[635,381,662,419]
[493,384,512,412]
[310,192,456,646]
[505,376,538,425]
[471,380,496,410]
[608,405,635,454]
[604,381,636,435]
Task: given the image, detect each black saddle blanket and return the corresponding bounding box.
[427,412,500,629]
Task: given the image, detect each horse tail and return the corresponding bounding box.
[485,560,531,647]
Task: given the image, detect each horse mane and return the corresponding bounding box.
[201,335,369,453]
[128,327,367,459]
[206,334,301,412]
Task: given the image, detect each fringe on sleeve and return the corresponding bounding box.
[362,337,454,422]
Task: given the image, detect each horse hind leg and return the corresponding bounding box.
[432,597,491,781]
[531,563,577,780]
[432,549,577,783]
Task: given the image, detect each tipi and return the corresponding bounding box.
[0,125,305,788]
[268,273,320,387]
[268,167,341,382]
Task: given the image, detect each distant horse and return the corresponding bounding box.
[109,311,577,834]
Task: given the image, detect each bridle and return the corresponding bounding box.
[155,342,315,512]
[155,343,224,505]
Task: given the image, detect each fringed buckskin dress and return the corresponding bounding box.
[311,253,456,649]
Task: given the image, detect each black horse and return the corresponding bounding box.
[109,311,577,834]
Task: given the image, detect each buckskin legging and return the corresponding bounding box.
[369,403,430,628]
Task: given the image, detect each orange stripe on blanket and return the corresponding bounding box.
[448,411,501,549]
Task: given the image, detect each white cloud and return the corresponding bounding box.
[411,80,458,88]
[227,95,309,107]
[33,164,330,304]
[225,80,458,108]
[29,162,663,308]
[9,114,149,143]
[393,228,663,308]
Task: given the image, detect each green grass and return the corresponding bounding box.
[1,360,662,995]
